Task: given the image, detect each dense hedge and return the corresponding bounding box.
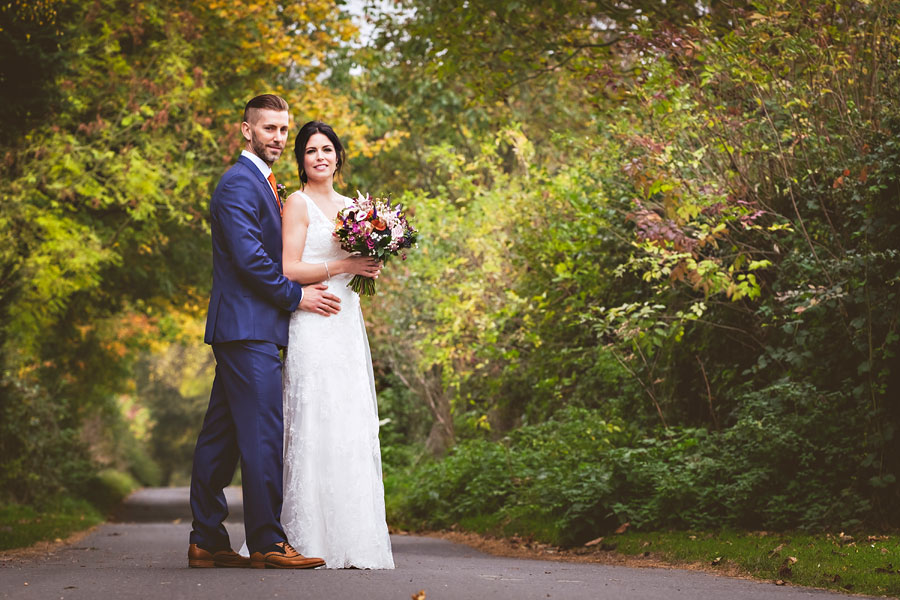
[387,382,874,545]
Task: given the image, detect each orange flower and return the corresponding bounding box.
[373,218,387,231]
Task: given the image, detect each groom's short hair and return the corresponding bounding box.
[243,94,289,124]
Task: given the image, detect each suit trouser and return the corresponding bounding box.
[189,340,286,553]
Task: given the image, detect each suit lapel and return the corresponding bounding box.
[237,155,281,217]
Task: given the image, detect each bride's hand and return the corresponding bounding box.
[341,256,383,279]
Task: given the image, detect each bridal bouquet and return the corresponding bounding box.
[333,190,418,296]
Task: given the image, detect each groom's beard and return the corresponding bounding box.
[250,132,283,165]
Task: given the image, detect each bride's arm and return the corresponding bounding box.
[282,192,383,284]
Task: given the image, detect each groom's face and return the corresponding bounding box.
[242,108,290,166]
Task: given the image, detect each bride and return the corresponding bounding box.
[275,121,394,569]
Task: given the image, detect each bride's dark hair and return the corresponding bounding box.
[294,121,346,187]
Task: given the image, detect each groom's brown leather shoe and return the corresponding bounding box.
[250,541,325,569]
[188,544,251,568]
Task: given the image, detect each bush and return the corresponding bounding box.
[388,385,874,545]
[0,379,96,507]
[82,469,140,513]
[124,440,162,487]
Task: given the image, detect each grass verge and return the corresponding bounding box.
[612,530,900,597]
[0,468,140,551]
[0,496,103,551]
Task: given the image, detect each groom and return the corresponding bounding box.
[188,94,339,569]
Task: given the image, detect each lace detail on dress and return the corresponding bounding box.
[279,191,394,569]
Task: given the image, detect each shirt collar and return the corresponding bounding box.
[241,149,272,179]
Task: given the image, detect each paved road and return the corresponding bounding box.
[0,488,863,600]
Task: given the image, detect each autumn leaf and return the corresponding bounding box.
[614,522,631,534]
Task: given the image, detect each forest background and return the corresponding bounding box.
[1,0,899,548]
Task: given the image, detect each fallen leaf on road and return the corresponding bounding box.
[775,580,786,586]
[711,557,722,566]
[584,536,604,547]
[411,590,426,600]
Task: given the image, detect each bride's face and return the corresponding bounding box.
[304,132,337,183]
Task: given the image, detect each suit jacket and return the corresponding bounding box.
[204,155,302,346]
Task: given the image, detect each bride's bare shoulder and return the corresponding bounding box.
[283,191,309,222]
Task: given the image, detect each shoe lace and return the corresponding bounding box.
[280,542,298,555]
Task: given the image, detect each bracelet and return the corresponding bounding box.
[324,261,331,280]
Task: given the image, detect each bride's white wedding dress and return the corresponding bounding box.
[239,191,394,569]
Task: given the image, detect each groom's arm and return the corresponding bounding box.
[213,175,302,312]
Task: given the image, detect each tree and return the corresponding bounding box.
[0,0,362,503]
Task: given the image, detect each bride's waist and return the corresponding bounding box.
[296,274,359,303]
[324,273,353,287]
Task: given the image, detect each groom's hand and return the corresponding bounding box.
[299,284,341,316]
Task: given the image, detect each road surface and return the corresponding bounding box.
[0,487,863,599]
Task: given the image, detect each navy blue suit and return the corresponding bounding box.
[190,154,303,553]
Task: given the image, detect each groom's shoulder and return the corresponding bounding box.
[220,158,254,184]
[213,160,256,196]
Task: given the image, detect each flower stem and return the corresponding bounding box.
[348,275,377,296]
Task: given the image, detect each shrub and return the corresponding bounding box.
[388,385,874,544]
[82,469,140,513]
[0,379,96,507]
